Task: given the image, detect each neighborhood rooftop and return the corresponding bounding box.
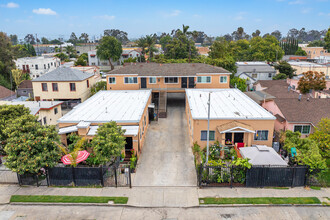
[0,101,63,115]
[32,67,94,82]
[185,88,276,120]
[58,90,151,123]
[236,62,276,73]
[109,63,231,76]
[274,98,330,126]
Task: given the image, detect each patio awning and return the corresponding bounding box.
[217,121,255,133]
[58,125,78,135]
[87,125,139,136]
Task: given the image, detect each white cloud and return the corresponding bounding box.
[164,9,181,17]
[32,8,57,15]
[318,12,330,16]
[234,12,247,20]
[95,15,115,20]
[301,8,311,13]
[288,0,304,5]
[1,2,19,8]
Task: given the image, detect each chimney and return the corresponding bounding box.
[298,93,302,101]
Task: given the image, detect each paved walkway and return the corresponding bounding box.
[132,93,197,187]
[1,185,329,207]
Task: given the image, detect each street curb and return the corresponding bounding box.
[8,202,327,208]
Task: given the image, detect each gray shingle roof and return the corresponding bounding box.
[109,63,231,76]
[32,67,94,82]
[236,64,276,74]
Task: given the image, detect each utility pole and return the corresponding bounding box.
[206,92,211,164]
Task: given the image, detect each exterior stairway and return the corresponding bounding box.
[158,91,167,118]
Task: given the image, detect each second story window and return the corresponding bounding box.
[70,83,76,91]
[149,77,156,84]
[42,83,48,91]
[197,76,211,83]
[220,76,227,83]
[164,77,178,84]
[109,77,116,84]
[87,80,89,88]
[35,64,38,70]
[52,83,58,91]
[54,108,58,115]
[124,77,138,84]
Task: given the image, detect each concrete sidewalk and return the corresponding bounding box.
[0,185,329,207]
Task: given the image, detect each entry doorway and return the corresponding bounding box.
[188,77,195,88]
[181,77,187,88]
[141,78,147,88]
[125,137,133,160]
[234,133,244,144]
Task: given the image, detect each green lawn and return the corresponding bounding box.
[200,197,321,205]
[10,195,128,204]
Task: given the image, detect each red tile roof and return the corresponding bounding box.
[0,86,15,99]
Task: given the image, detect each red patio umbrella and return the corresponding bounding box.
[61,150,90,165]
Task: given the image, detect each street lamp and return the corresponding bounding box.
[206,92,211,164]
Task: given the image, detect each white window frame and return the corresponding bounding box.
[220,76,227,83]
[293,125,311,135]
[201,130,215,141]
[164,77,178,84]
[149,77,157,84]
[124,77,138,84]
[108,77,116,84]
[197,76,211,84]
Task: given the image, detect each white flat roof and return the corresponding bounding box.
[240,146,287,166]
[58,125,78,135]
[58,90,151,124]
[87,125,139,136]
[185,89,276,120]
[0,101,62,115]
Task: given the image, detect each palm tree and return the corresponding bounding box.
[136,37,147,56]
[145,35,156,59]
[65,45,75,58]
[182,24,190,36]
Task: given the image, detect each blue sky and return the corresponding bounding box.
[0,0,329,40]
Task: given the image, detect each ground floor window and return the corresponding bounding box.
[201,130,215,141]
[254,130,268,141]
[294,125,311,134]
[124,77,138,84]
[109,77,116,84]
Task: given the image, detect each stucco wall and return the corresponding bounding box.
[33,76,96,102]
[37,105,62,125]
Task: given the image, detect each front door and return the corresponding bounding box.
[141,78,147,88]
[181,77,187,88]
[234,133,244,144]
[188,77,195,88]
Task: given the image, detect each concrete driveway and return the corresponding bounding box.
[132,93,197,186]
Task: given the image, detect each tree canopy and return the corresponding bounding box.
[310,118,330,159]
[164,30,198,59]
[297,71,326,94]
[96,36,122,70]
[274,61,296,79]
[91,121,126,165]
[324,28,330,51]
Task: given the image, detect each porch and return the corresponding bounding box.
[217,121,255,147]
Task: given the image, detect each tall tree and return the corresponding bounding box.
[274,61,296,79]
[69,32,78,45]
[297,71,326,94]
[310,118,330,158]
[232,27,249,41]
[287,28,299,39]
[79,33,89,43]
[324,28,330,51]
[136,37,147,55]
[159,35,172,53]
[0,32,15,89]
[4,114,61,175]
[9,34,18,45]
[145,35,156,58]
[271,30,282,41]
[65,45,76,58]
[96,36,122,70]
[91,121,126,165]
[209,37,232,59]
[24,34,36,45]
[11,69,24,89]
[103,29,129,44]
[41,37,49,44]
[252,30,261,38]
[164,30,197,59]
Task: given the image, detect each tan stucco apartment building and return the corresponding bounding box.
[0,101,63,125]
[57,90,152,157]
[106,63,231,117]
[185,89,276,148]
[32,67,99,103]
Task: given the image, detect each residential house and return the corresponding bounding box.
[0,101,63,125]
[15,56,61,79]
[106,63,231,117]
[0,86,16,101]
[32,67,98,103]
[33,44,56,56]
[185,89,276,148]
[88,48,142,69]
[57,90,152,158]
[197,47,210,56]
[302,47,330,59]
[75,43,98,55]
[235,62,276,89]
[286,78,330,97]
[288,61,329,78]
[253,80,330,137]
[17,80,33,98]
